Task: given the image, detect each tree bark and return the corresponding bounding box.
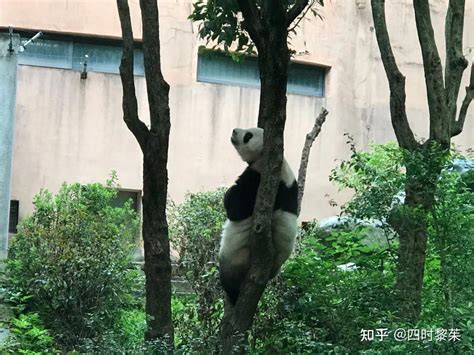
[388,148,443,321]
[413,0,449,145]
[452,64,474,136]
[371,0,418,151]
[117,0,173,347]
[220,1,309,353]
[297,107,328,216]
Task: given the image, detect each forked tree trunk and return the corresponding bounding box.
[117,0,174,347]
[371,0,472,322]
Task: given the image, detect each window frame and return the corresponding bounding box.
[8,30,145,76]
[197,51,327,97]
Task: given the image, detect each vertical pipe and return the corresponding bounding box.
[0,33,19,260]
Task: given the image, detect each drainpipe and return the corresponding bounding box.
[0,31,19,261]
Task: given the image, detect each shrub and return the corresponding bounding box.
[251,223,396,353]
[168,188,226,351]
[328,143,474,352]
[0,312,59,354]
[6,178,141,350]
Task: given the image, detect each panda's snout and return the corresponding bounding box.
[231,129,238,145]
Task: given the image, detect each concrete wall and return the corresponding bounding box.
[1,0,473,223]
[0,33,19,259]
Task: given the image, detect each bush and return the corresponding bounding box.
[328,143,474,352]
[6,178,141,351]
[251,223,396,353]
[0,312,59,354]
[168,188,226,351]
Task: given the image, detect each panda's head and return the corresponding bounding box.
[230,127,263,164]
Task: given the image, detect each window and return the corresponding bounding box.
[110,190,141,213]
[17,38,73,69]
[9,200,19,234]
[15,32,144,75]
[197,52,326,97]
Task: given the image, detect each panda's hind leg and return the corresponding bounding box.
[219,256,249,305]
[270,211,297,279]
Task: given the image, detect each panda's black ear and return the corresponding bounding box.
[243,132,253,144]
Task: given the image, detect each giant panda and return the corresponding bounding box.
[218,127,298,305]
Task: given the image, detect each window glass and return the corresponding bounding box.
[197,52,326,97]
[17,36,144,76]
[18,37,73,69]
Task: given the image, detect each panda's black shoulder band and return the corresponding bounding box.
[224,167,260,221]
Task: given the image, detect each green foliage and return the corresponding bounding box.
[6,178,141,351]
[112,308,147,350]
[251,223,396,353]
[329,142,473,352]
[168,189,226,351]
[330,137,405,220]
[189,0,324,55]
[172,295,223,352]
[425,164,474,351]
[0,313,59,354]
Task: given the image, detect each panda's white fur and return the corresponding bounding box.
[219,127,297,304]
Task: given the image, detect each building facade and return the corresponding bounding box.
[1,0,473,231]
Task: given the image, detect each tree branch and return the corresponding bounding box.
[297,107,328,216]
[117,0,149,152]
[237,0,264,48]
[371,0,418,150]
[445,0,468,125]
[413,0,448,144]
[452,63,474,136]
[139,0,171,134]
[287,0,310,27]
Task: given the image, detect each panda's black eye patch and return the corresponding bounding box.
[243,132,253,144]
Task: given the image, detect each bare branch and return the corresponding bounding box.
[445,0,468,124]
[297,107,328,216]
[139,0,171,134]
[371,0,418,149]
[117,0,149,152]
[288,0,314,34]
[287,0,310,27]
[413,0,447,143]
[452,63,474,136]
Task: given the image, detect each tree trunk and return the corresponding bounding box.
[116,0,173,348]
[389,148,444,322]
[371,0,472,322]
[142,147,173,345]
[220,2,292,352]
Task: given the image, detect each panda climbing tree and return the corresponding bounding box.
[219,128,298,305]
[190,0,325,352]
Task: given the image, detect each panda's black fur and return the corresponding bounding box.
[219,127,298,305]
[224,167,298,221]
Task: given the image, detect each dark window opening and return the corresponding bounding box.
[9,200,19,234]
[111,190,141,213]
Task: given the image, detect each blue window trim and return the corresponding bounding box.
[7,30,144,76]
[197,52,326,97]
